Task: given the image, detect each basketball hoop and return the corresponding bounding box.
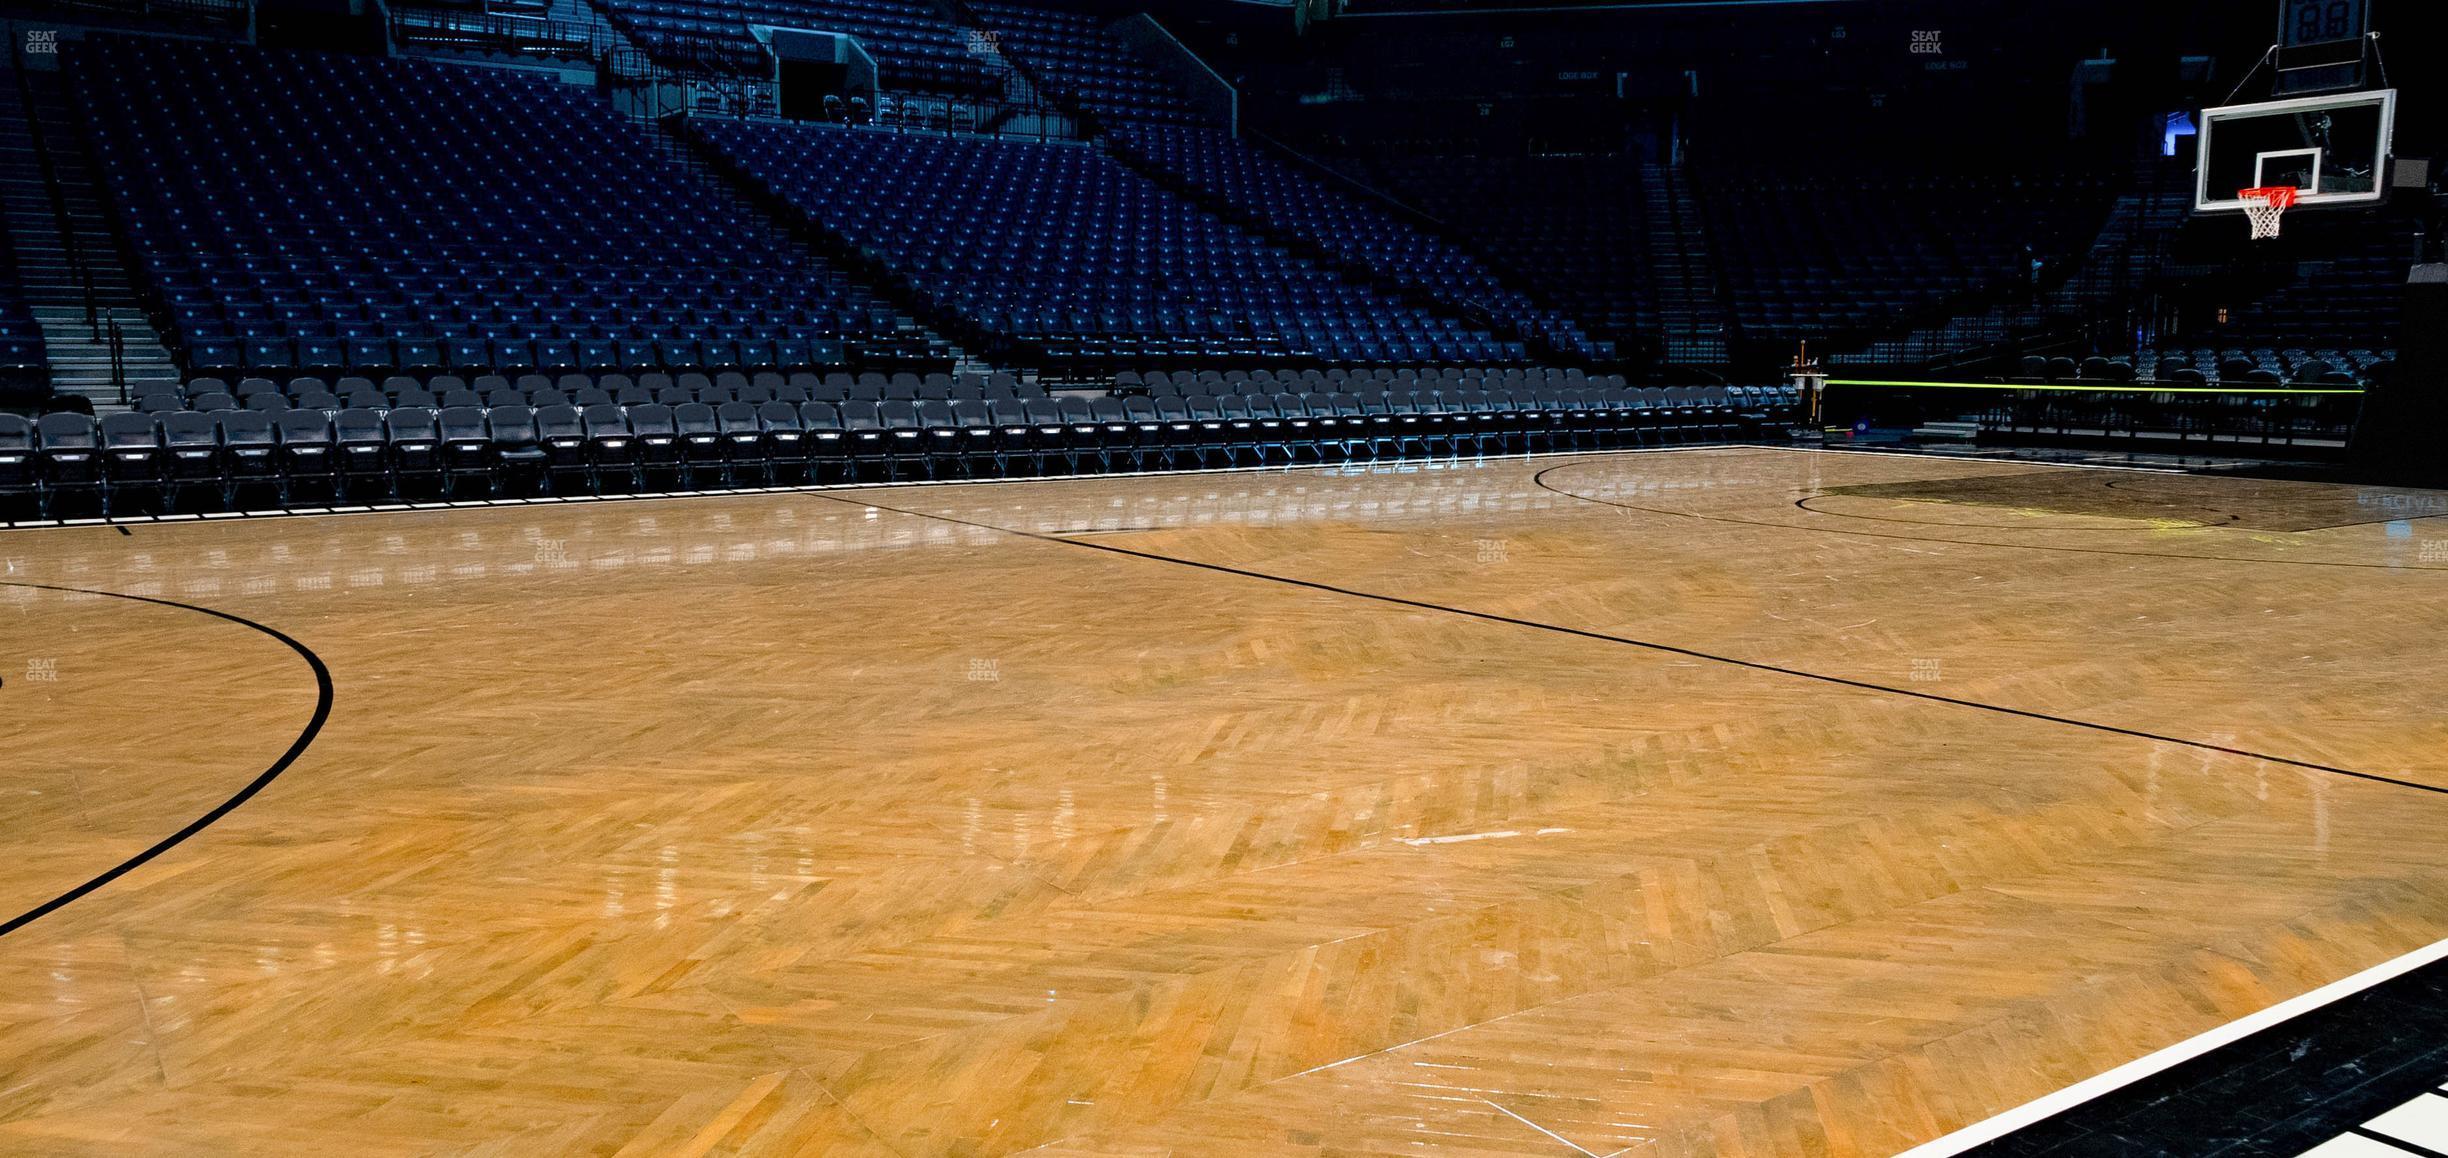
[2238,185,2299,240]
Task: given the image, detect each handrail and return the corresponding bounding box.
[1662,161,1735,365]
[11,43,99,340]
[388,8,626,62]
[932,0,1097,134]
[108,316,125,404]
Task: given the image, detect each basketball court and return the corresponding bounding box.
[5,445,2446,1154]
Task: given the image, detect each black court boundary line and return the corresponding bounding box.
[812,493,2448,799]
[2354,1128,2448,1158]
[0,582,333,938]
[1794,493,2248,531]
[1531,460,2448,574]
[1813,478,2437,535]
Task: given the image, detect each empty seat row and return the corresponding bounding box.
[692,119,1523,370]
[0,204,45,378]
[1106,124,1610,362]
[68,35,932,383]
[0,387,1789,519]
[2013,353,2383,387]
[969,3,1211,127]
[149,370,1037,412]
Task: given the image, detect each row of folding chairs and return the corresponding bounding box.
[1,391,1771,518]
[152,381,1053,415]
[167,369,1021,403]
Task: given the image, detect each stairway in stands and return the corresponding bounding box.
[950,21,1076,140]
[1640,163,1729,365]
[0,59,181,407]
[637,113,974,371]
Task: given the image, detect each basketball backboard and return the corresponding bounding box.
[2194,89,2395,214]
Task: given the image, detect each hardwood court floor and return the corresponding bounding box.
[3,446,2446,1156]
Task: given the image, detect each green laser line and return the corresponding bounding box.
[1824,379,2365,397]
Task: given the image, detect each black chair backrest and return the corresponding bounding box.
[535,405,585,441]
[798,401,844,432]
[582,403,630,438]
[333,407,386,443]
[673,402,719,436]
[757,401,803,432]
[839,400,885,431]
[436,407,490,442]
[217,410,276,447]
[276,409,333,445]
[385,407,440,443]
[715,401,760,434]
[162,411,220,448]
[488,406,539,447]
[98,412,156,450]
[627,403,677,437]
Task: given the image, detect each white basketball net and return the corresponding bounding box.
[2240,187,2297,240]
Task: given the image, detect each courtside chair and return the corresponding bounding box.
[672,402,724,488]
[35,413,103,518]
[626,403,682,490]
[98,413,164,518]
[715,401,767,485]
[160,411,224,512]
[333,407,392,501]
[756,401,809,485]
[216,410,281,508]
[485,406,548,497]
[435,407,492,498]
[578,403,636,493]
[798,401,846,483]
[275,409,339,505]
[385,408,444,499]
[0,417,47,514]
[534,405,592,496]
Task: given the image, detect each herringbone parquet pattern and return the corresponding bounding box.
[1,447,2443,1156]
